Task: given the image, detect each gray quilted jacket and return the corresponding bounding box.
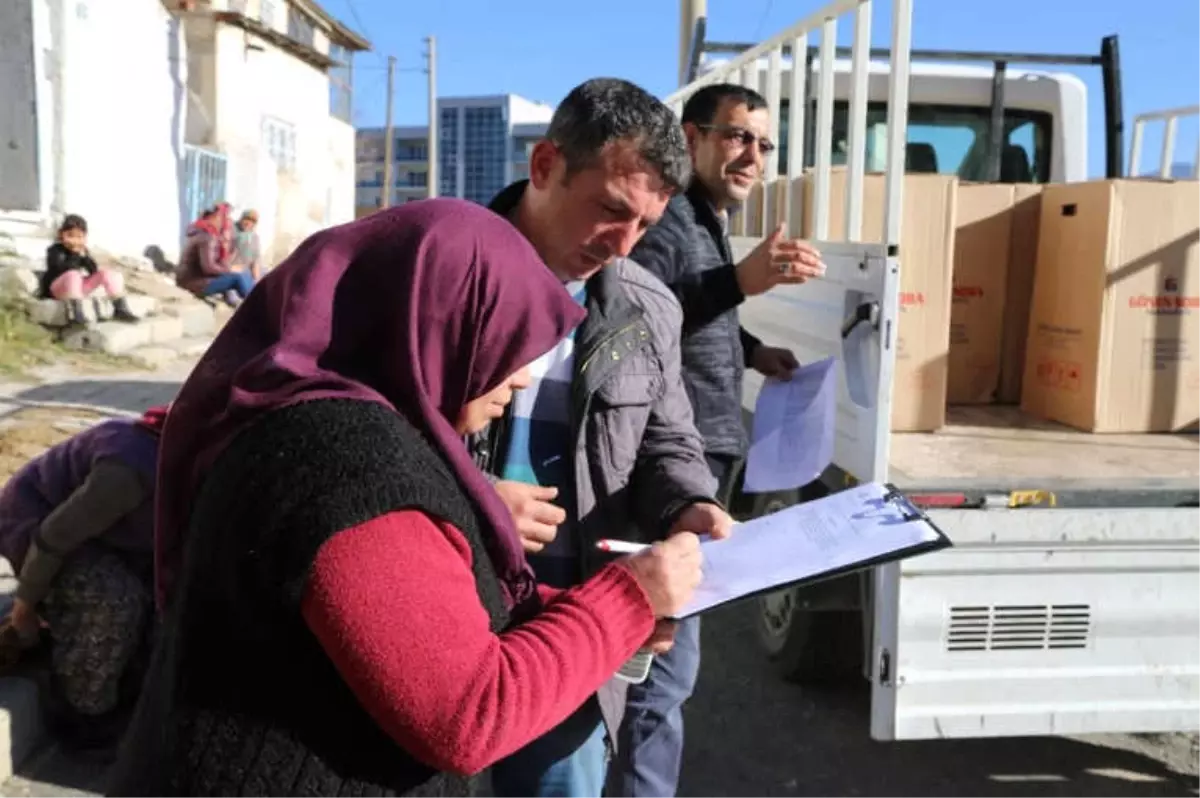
[475,181,719,747]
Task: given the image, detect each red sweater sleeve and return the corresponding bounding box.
[300,509,654,776]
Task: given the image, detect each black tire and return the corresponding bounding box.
[756,591,864,684]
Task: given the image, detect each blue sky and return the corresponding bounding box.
[324,0,1199,178]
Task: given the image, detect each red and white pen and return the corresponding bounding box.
[595,539,649,554]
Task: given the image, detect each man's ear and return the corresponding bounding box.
[528,139,562,190]
[682,122,702,156]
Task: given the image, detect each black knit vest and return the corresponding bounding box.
[108,400,511,796]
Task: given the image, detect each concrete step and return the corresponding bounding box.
[27,296,157,328]
[0,562,40,786]
[59,297,228,358]
[0,245,232,360]
[60,311,189,356]
[0,741,105,797]
[0,229,53,263]
[0,679,42,787]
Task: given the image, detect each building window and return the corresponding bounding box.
[287,4,315,48]
[396,141,428,162]
[462,106,506,205]
[260,0,278,29]
[356,134,383,161]
[440,107,459,198]
[262,116,297,173]
[406,171,428,187]
[329,42,353,123]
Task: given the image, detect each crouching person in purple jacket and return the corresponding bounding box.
[0,406,166,754]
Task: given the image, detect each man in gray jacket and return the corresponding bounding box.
[476,78,733,798]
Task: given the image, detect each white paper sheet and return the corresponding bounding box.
[743,356,837,494]
[673,482,947,619]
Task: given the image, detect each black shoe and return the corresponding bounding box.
[112,296,139,323]
[65,299,91,327]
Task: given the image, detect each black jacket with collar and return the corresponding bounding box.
[628,183,761,458]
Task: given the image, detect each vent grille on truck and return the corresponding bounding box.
[946,604,1092,652]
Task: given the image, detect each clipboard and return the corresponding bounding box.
[669,481,953,620]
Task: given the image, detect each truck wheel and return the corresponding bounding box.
[756,589,864,683]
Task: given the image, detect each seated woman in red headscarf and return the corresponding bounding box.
[108,198,703,796]
[176,203,254,307]
[0,406,167,751]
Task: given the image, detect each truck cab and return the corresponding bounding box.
[696,56,1089,183]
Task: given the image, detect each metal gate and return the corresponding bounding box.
[183,144,228,231]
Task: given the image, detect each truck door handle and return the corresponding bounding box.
[841,301,880,339]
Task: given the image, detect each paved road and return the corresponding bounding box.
[5,599,1197,797]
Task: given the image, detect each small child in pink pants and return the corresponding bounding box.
[40,215,137,325]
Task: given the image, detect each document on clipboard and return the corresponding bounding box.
[671,482,951,619]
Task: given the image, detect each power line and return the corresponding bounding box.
[752,0,774,41]
[340,0,386,69]
[355,64,426,73]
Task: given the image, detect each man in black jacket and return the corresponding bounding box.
[612,83,824,797]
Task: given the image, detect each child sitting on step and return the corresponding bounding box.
[40,214,137,325]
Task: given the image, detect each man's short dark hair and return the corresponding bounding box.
[546,78,692,193]
[680,83,768,127]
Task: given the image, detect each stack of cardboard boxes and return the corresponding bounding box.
[771,170,1199,434]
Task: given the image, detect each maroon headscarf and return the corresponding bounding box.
[153,198,586,612]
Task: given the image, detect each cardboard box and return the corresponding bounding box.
[996,185,1044,403]
[1021,179,1200,432]
[948,184,1018,404]
[797,169,959,431]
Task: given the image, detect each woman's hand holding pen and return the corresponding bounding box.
[620,533,703,619]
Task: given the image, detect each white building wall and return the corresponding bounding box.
[206,23,353,264]
[31,0,187,259]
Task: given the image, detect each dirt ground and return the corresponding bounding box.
[0,408,111,482]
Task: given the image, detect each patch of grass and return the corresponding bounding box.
[0,298,140,381]
[0,298,59,379]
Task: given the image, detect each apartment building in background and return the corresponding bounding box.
[356,94,553,217]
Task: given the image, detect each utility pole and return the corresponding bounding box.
[425,36,438,199]
[381,54,396,209]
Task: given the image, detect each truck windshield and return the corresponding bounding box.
[780,100,1053,183]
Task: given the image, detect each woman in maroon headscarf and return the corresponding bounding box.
[108,198,702,796]
[0,405,167,751]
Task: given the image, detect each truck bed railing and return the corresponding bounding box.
[1129,105,1200,178]
[664,0,913,251]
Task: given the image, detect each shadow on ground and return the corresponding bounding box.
[9,381,183,415]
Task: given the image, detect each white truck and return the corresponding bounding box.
[663,0,1199,742]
